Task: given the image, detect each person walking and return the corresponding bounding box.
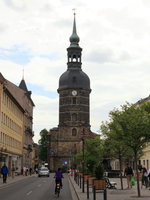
[1,163,9,183]
[29,167,32,176]
[11,164,15,178]
[124,163,134,189]
[141,167,149,188]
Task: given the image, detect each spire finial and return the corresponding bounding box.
[69,9,80,46]
[72,8,76,16]
[22,67,24,80]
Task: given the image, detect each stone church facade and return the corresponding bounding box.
[48,14,93,171]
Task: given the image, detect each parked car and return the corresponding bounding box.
[38,167,50,177]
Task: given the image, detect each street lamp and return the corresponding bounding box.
[81,129,95,193]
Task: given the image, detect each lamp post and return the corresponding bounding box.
[81,128,86,193]
[81,129,95,193]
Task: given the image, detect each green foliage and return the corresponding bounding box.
[74,137,103,175]
[85,137,103,175]
[38,129,48,161]
[95,164,104,180]
[101,102,150,159]
[116,102,150,155]
[101,118,133,162]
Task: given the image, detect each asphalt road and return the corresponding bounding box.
[0,173,73,200]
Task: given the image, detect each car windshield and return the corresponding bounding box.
[40,168,48,171]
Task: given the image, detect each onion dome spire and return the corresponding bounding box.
[69,10,80,47]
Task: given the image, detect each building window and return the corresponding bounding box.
[72,128,77,136]
[72,113,77,121]
[73,97,76,104]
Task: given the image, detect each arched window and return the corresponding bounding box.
[72,128,77,136]
[72,113,77,121]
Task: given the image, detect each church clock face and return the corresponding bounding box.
[72,90,77,96]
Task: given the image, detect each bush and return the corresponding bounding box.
[95,164,104,180]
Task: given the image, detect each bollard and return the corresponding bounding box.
[93,185,96,200]
[104,189,107,200]
[77,174,79,185]
[80,175,81,188]
[87,179,89,199]
[82,176,85,193]
[74,172,76,182]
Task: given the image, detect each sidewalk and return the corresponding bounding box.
[1,173,150,200]
[69,175,150,200]
[0,174,36,188]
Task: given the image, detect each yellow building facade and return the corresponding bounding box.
[0,74,24,172]
[0,72,35,173]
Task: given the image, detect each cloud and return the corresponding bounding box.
[86,49,114,63]
[0,0,150,143]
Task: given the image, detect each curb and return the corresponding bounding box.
[69,175,81,200]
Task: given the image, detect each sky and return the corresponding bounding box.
[0,0,150,143]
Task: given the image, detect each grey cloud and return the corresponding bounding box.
[119,51,132,61]
[0,23,7,33]
[86,49,114,64]
[4,0,26,11]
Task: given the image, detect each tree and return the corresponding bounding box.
[38,129,48,162]
[117,102,150,197]
[101,118,133,189]
[75,137,103,175]
[102,102,150,197]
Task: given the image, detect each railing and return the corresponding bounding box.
[73,172,107,200]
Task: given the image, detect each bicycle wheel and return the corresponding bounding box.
[57,191,59,197]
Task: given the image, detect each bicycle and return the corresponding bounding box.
[55,181,61,197]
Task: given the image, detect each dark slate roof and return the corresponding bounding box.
[19,79,28,92]
[58,69,90,91]
[0,73,6,84]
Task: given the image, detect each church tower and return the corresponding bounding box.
[48,13,91,170]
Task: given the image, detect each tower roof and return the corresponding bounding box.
[19,79,28,92]
[69,13,80,47]
[58,13,91,92]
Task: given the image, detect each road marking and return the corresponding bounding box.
[27,191,32,196]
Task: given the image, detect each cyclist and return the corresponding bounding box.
[54,168,63,193]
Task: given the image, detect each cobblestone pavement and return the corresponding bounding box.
[69,175,150,200]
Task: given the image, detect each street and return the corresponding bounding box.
[0,174,73,200]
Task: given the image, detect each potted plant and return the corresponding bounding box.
[95,164,104,180]
[93,164,106,190]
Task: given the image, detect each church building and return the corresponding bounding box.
[48,14,93,171]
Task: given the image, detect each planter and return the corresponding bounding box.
[84,175,89,182]
[93,179,106,190]
[88,177,96,186]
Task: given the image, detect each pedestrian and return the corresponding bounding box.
[1,163,9,183]
[141,167,149,188]
[29,167,32,176]
[148,168,150,189]
[23,166,26,176]
[11,164,15,178]
[124,163,134,189]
